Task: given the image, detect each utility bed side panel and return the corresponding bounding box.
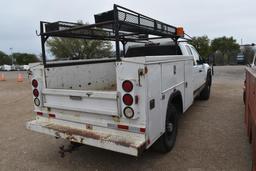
[161,61,185,92]
[160,60,185,124]
[146,59,187,145]
[146,64,163,144]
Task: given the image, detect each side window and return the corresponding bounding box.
[186,45,196,65]
[190,46,200,65]
[185,45,193,56]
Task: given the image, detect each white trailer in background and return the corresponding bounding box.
[26,5,212,156]
[2,65,11,71]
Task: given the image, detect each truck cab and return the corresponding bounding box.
[179,43,211,97]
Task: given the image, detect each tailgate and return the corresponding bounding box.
[42,89,120,116]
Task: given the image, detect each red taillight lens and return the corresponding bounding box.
[123,94,133,106]
[33,89,39,97]
[32,79,38,88]
[122,80,133,92]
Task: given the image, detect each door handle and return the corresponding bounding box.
[199,70,202,72]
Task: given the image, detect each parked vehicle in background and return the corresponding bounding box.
[23,65,30,71]
[237,53,245,65]
[26,4,212,156]
[11,65,17,71]
[2,65,11,71]
[12,65,30,71]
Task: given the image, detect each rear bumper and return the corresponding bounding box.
[26,119,146,156]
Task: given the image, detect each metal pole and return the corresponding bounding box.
[114,4,120,61]
[40,22,47,66]
[9,48,13,65]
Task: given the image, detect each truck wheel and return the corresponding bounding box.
[154,104,179,153]
[199,74,211,100]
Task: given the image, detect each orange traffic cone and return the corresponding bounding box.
[0,73,6,81]
[17,73,24,82]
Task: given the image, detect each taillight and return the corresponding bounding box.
[32,79,40,107]
[122,80,133,92]
[123,94,133,106]
[32,79,38,88]
[33,89,39,97]
[123,107,134,118]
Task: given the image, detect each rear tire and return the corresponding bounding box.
[153,104,179,153]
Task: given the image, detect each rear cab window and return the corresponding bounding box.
[125,44,182,57]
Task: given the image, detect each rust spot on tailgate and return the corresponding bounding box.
[46,124,101,140]
[46,124,136,148]
[113,140,132,148]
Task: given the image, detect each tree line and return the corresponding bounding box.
[1,35,254,66]
[0,51,40,65]
[189,36,255,65]
[47,35,254,66]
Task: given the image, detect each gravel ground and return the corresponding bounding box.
[0,66,251,171]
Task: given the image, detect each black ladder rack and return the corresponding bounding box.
[40,4,184,67]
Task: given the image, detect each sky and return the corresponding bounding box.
[0,0,255,55]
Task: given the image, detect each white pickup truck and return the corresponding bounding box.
[26,5,212,156]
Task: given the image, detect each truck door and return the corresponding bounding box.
[185,45,200,91]
[190,46,205,90]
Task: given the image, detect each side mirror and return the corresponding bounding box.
[196,58,205,65]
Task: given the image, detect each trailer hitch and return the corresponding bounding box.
[59,142,82,158]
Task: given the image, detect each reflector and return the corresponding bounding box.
[48,114,56,118]
[117,124,129,130]
[36,112,43,116]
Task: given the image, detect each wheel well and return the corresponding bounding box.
[169,91,183,114]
